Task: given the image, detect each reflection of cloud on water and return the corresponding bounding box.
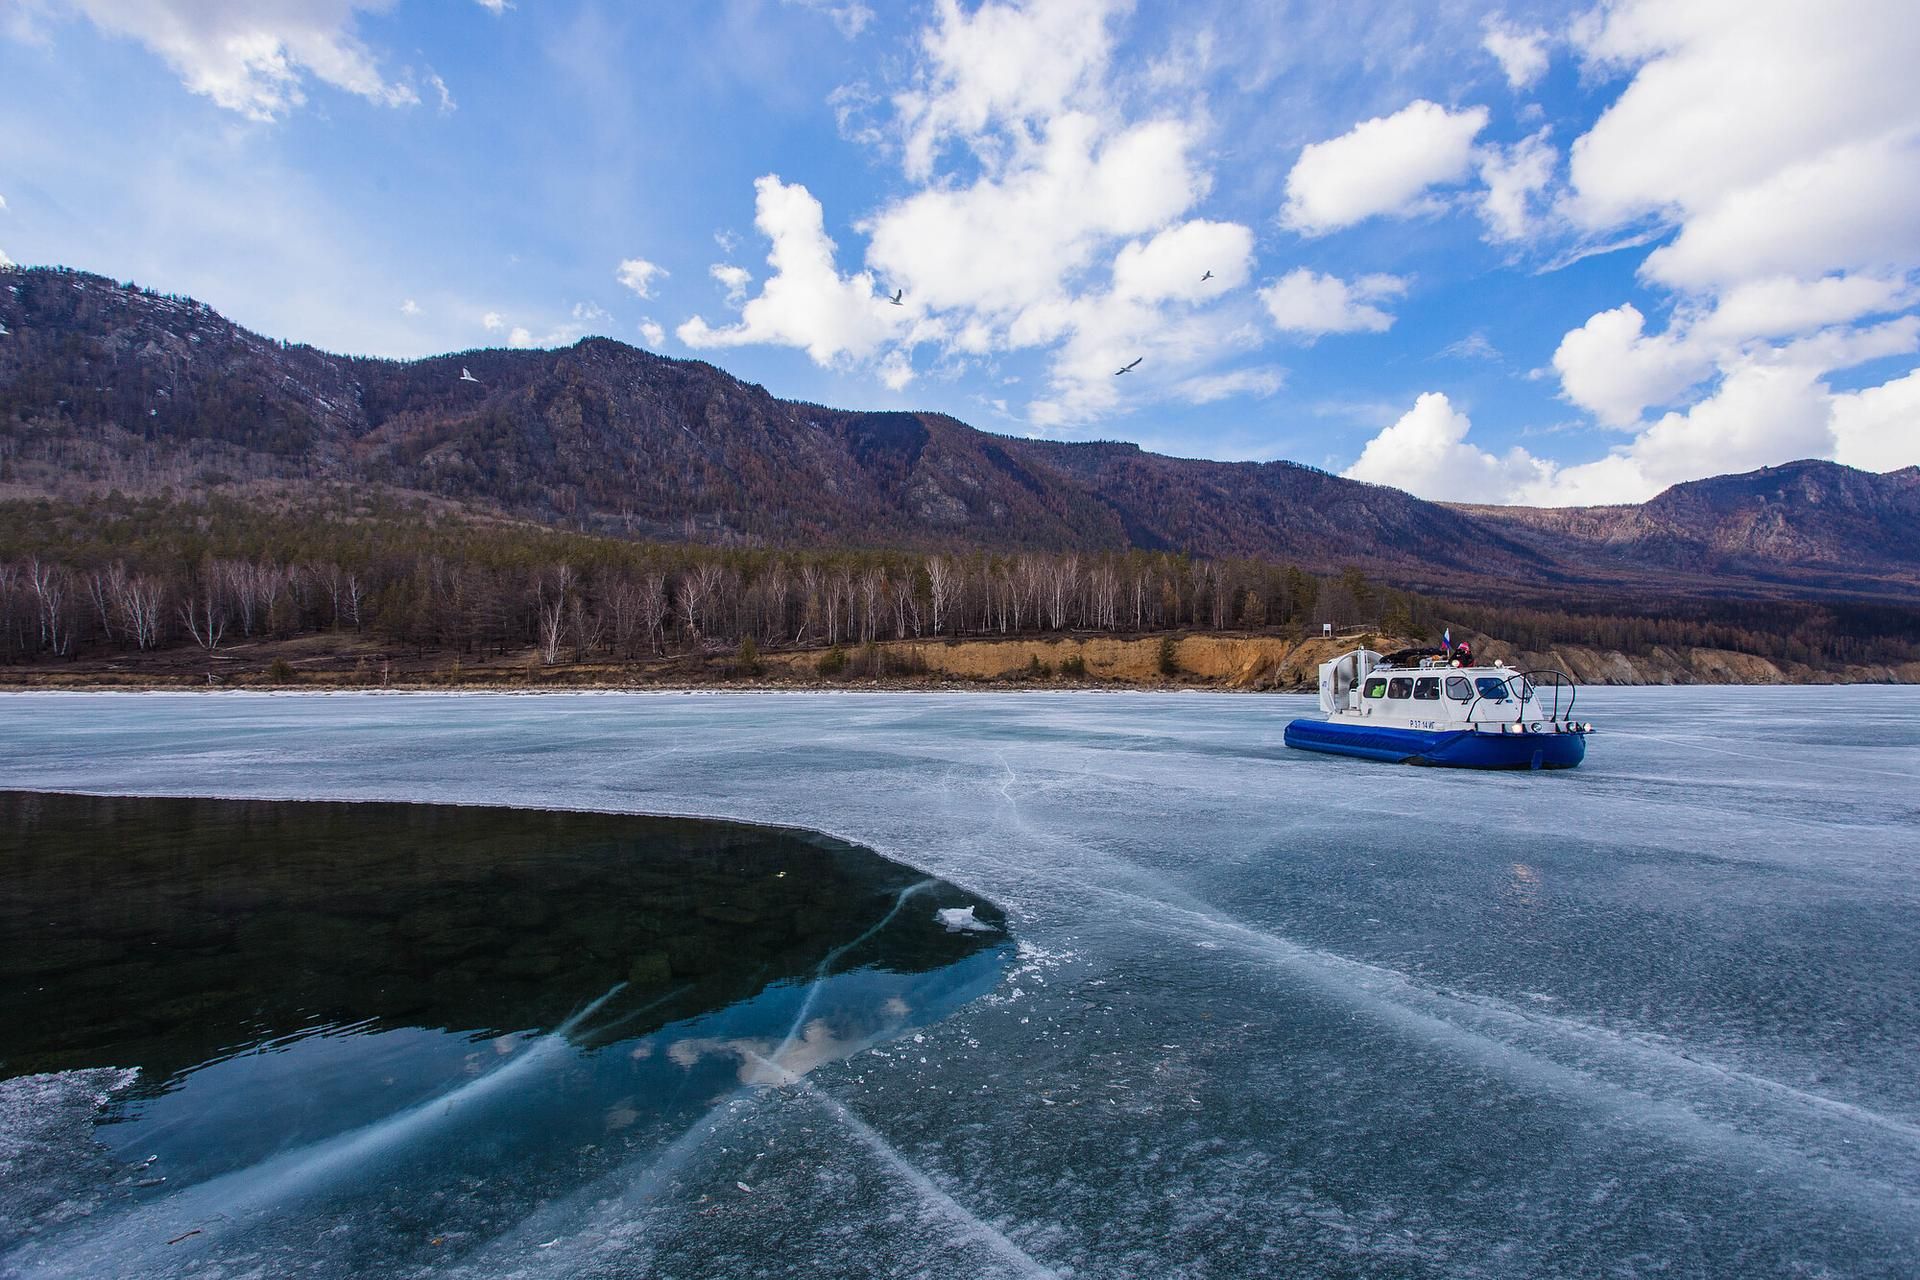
[936,905,998,934]
[668,1016,894,1086]
[1503,862,1542,911]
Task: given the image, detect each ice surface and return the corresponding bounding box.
[2,687,1918,1277]
[0,1068,140,1246]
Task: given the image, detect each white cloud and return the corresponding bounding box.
[1541,2,1920,497]
[1610,360,1841,492]
[1282,100,1489,235]
[677,174,899,365]
[571,300,611,326]
[1436,334,1920,506]
[1174,367,1285,405]
[1691,273,1915,345]
[1773,315,1920,373]
[878,349,916,390]
[0,193,8,211]
[709,263,752,304]
[1552,304,1713,428]
[638,318,666,349]
[1110,219,1253,303]
[482,311,504,333]
[1566,0,1920,286]
[783,0,874,39]
[1442,332,1500,361]
[1830,367,1920,471]
[1259,269,1405,338]
[428,71,455,114]
[1553,272,1918,431]
[1344,392,1553,502]
[65,0,419,122]
[474,0,509,13]
[507,321,590,349]
[615,257,667,299]
[400,298,420,317]
[828,81,887,148]
[893,0,1125,180]
[864,112,1205,327]
[1025,288,1260,428]
[1642,133,1920,290]
[1341,368,1886,508]
[0,247,13,270]
[691,0,1249,414]
[1477,128,1555,242]
[1544,2,1920,492]
[1482,22,1549,91]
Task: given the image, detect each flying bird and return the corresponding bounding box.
[1115,357,1143,375]
[886,288,904,306]
[459,367,479,384]
[1201,270,1214,281]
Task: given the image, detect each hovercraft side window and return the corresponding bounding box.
[1363,677,1388,699]
[1413,677,1440,700]
[1475,677,1511,701]
[1386,677,1414,699]
[1445,676,1472,701]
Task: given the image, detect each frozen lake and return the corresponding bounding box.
[3,687,1918,1278]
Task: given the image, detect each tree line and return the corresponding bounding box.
[0,496,1409,665]
[4,494,1911,673]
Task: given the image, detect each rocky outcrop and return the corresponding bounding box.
[1465,639,1920,687]
[764,634,1920,689]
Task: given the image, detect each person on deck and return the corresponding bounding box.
[1453,641,1472,667]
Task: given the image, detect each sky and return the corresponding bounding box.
[2,0,1917,506]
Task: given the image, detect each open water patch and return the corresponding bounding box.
[0,790,1010,1277]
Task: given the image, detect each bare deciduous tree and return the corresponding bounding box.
[27,558,74,657]
[120,573,166,651]
[678,561,722,643]
[926,556,955,636]
[858,568,885,643]
[536,563,575,664]
[638,572,668,654]
[180,578,227,652]
[344,572,366,631]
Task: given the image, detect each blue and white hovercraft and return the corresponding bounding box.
[1284,647,1594,770]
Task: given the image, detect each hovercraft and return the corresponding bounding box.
[1284,648,1593,770]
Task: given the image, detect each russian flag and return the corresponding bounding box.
[1443,628,1452,651]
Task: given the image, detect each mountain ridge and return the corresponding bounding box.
[4,266,1916,602]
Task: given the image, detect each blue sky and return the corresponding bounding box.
[2,0,1916,504]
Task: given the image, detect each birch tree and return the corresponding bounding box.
[926,556,955,636]
[27,559,74,656]
[638,572,668,654]
[180,578,227,652]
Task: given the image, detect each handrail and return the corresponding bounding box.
[1520,669,1577,722]
[1461,669,1577,726]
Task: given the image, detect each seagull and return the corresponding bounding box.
[459,367,479,383]
[886,288,904,306]
[1115,356,1143,375]
[1201,270,1214,281]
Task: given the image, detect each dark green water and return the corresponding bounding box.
[0,790,1010,1275]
